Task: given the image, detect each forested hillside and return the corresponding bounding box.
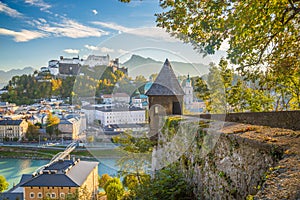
[1,65,125,105]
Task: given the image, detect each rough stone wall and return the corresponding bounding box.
[152,112,300,199]
[196,111,300,130]
[182,134,280,199]
[178,123,300,200]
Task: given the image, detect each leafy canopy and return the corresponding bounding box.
[120,0,300,73]
[0,175,9,192]
[104,178,124,200]
[99,174,112,188]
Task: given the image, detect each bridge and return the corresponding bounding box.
[32,142,77,176]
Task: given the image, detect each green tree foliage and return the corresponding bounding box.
[154,0,299,73]
[1,74,51,105]
[114,77,135,95]
[104,178,124,200]
[1,65,124,105]
[195,59,274,113]
[112,124,195,199]
[149,73,158,81]
[46,113,60,138]
[72,66,124,99]
[195,62,228,113]
[1,74,74,105]
[99,174,113,188]
[134,75,147,83]
[113,132,155,182]
[134,75,147,94]
[26,122,40,140]
[122,174,139,191]
[132,164,195,200]
[267,69,300,110]
[0,175,9,192]
[51,79,62,96]
[106,183,124,200]
[61,76,76,99]
[119,0,300,111]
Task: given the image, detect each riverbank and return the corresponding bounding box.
[0,145,124,160]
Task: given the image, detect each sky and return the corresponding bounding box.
[0,0,227,72]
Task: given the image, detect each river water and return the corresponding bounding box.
[0,158,118,191]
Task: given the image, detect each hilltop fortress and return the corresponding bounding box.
[43,54,127,77]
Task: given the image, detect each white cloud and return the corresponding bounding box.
[64,49,80,54]
[0,2,23,18]
[92,22,130,32]
[84,44,99,51]
[92,21,179,42]
[38,19,109,38]
[100,47,114,53]
[118,49,129,55]
[31,18,47,26]
[24,0,51,11]
[0,27,46,42]
[92,9,98,15]
[38,18,47,23]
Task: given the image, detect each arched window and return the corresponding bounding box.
[37,192,43,198]
[30,192,35,198]
[60,193,65,199]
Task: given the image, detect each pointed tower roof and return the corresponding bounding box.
[146,59,184,96]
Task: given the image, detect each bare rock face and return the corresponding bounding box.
[180,123,300,200]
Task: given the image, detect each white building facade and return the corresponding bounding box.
[112,93,130,103]
[59,56,83,65]
[48,60,59,76]
[84,55,110,67]
[0,120,28,141]
[95,107,146,127]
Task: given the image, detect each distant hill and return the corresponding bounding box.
[0,67,35,89]
[122,54,209,79]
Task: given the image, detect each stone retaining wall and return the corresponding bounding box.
[189,111,300,130]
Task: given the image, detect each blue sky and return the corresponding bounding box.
[0,0,226,72]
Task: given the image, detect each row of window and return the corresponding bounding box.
[105,118,145,124]
[30,192,72,199]
[0,129,20,132]
[106,117,145,121]
[105,112,144,116]
[0,126,20,129]
[0,133,20,137]
[105,115,145,118]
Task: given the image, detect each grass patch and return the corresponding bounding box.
[0,146,122,159]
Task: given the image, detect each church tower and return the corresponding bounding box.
[183,74,193,106]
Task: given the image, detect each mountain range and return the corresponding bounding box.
[0,67,35,89]
[122,54,209,78]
